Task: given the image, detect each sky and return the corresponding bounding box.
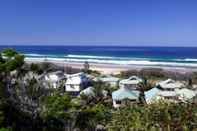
[0,0,197,46]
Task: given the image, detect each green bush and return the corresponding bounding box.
[107,101,197,130]
[0,128,11,131]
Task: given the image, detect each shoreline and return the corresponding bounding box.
[25,59,197,75]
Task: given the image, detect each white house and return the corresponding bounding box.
[119,76,143,89]
[43,71,65,88]
[79,86,95,97]
[98,75,120,87]
[145,79,195,103]
[111,76,142,108]
[176,88,196,102]
[79,86,108,97]
[65,72,90,93]
[156,79,184,91]
[112,87,140,108]
[155,79,185,102]
[145,79,183,103]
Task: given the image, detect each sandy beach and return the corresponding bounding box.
[25,59,197,75]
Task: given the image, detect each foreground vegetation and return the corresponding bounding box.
[0,49,197,131]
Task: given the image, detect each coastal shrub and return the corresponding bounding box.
[64,66,81,74]
[139,68,166,79]
[2,49,18,59]
[119,68,191,82]
[0,128,11,131]
[107,101,197,131]
[82,69,101,76]
[191,72,197,84]
[119,70,138,78]
[119,68,166,80]
[30,63,42,74]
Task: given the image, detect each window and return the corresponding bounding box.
[116,100,121,104]
[70,85,75,89]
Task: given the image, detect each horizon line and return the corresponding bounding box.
[0,44,197,48]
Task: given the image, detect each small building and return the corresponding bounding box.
[145,88,179,104]
[119,76,143,89]
[65,72,90,93]
[43,71,65,88]
[145,87,161,104]
[98,75,120,87]
[156,79,184,91]
[154,79,183,102]
[79,86,108,97]
[176,88,196,102]
[86,74,96,81]
[79,86,95,97]
[145,79,183,103]
[112,87,140,108]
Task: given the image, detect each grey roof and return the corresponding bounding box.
[145,87,160,103]
[80,86,95,96]
[157,79,184,89]
[119,76,142,85]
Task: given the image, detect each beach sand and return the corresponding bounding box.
[25,59,197,75]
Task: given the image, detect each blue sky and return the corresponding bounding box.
[0,0,197,46]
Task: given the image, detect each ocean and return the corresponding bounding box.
[1,45,197,67]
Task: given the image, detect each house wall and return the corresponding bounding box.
[119,83,138,89]
[53,83,57,88]
[113,99,139,108]
[146,95,178,104]
[65,84,81,92]
[113,100,121,108]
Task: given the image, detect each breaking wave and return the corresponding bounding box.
[24,53,197,67]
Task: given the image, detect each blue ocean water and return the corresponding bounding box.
[1,45,197,67]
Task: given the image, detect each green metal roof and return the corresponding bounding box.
[112,88,140,100]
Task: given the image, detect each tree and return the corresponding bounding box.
[107,101,197,130]
[5,54,24,72]
[0,54,4,63]
[2,49,18,59]
[0,49,47,130]
[40,62,54,73]
[138,79,147,105]
[0,128,10,131]
[74,108,96,131]
[0,49,25,97]
[30,63,41,74]
[41,93,74,131]
[74,104,110,131]
[188,78,193,87]
[93,81,105,99]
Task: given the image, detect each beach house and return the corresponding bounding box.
[79,86,108,98]
[65,72,90,94]
[111,76,143,108]
[42,71,65,88]
[145,79,187,103]
[98,75,120,87]
[176,88,196,102]
[157,79,184,91]
[112,87,140,108]
[119,76,143,89]
[79,86,95,97]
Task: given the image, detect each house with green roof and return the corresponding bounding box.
[112,87,140,108]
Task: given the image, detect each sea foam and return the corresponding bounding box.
[25,56,197,67]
